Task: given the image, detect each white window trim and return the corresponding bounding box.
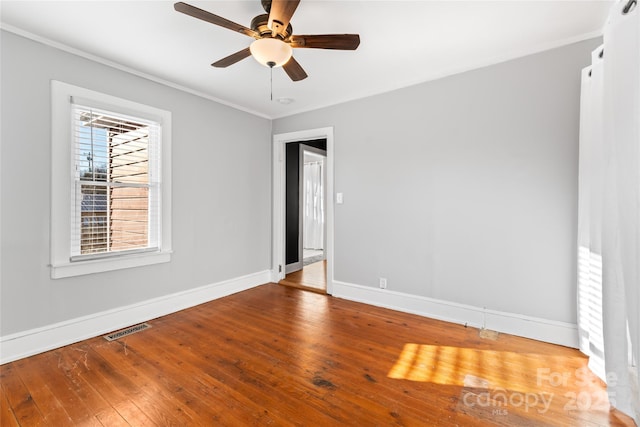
[51,80,172,279]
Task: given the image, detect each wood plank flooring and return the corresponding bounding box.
[279,260,326,293]
[1,283,636,426]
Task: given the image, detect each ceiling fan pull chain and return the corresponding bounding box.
[268,60,275,101]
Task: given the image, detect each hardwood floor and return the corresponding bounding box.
[279,260,326,293]
[1,283,636,426]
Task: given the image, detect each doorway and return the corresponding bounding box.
[281,145,327,293]
[272,127,334,294]
[283,141,326,274]
[282,141,326,292]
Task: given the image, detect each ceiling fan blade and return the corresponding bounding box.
[290,34,360,50]
[268,0,300,37]
[174,2,259,39]
[283,56,308,81]
[211,47,252,68]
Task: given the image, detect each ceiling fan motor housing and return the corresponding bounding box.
[251,14,292,40]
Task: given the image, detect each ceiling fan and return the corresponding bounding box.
[174,0,360,81]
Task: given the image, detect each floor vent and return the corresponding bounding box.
[104,323,151,341]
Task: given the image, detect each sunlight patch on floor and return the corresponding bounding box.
[387,343,601,395]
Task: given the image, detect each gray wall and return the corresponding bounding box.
[273,39,600,324]
[0,31,271,336]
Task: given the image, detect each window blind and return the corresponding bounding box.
[70,103,161,259]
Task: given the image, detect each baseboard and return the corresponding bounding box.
[0,270,271,364]
[332,280,579,348]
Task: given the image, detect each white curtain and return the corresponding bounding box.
[578,0,639,423]
[303,161,324,250]
[578,49,607,382]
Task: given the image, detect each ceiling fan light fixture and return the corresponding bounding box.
[250,38,292,68]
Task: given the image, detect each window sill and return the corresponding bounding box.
[51,250,172,279]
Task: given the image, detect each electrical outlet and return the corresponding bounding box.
[379,278,387,289]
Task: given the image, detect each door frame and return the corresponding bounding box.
[272,127,334,294]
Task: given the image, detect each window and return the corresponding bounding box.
[51,81,171,278]
[71,104,158,258]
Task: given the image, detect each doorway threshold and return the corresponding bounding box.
[279,260,326,294]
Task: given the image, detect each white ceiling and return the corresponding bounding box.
[1,1,611,119]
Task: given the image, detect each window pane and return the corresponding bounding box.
[76,124,108,182]
[110,186,149,251]
[111,129,149,185]
[80,184,108,254]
